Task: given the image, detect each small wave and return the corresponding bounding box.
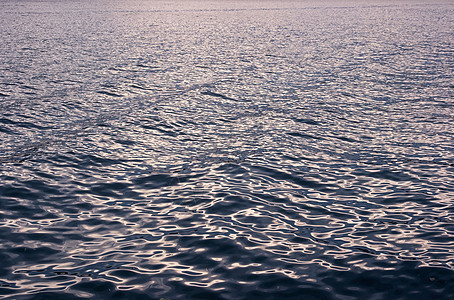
[286,132,322,140]
[201,90,240,102]
[97,90,123,97]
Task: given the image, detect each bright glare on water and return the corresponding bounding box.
[0,0,453,299]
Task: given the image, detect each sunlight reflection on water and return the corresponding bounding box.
[0,0,453,299]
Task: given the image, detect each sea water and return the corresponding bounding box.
[0,0,453,299]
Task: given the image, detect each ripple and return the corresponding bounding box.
[1,0,453,299]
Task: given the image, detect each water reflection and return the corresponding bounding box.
[1,0,454,299]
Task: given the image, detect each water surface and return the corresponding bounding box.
[0,0,453,299]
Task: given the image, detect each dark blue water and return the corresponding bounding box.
[1,0,453,299]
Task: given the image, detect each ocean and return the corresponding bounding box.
[0,0,453,299]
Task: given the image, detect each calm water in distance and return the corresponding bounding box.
[0,0,453,299]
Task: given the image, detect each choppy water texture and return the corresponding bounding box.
[1,0,454,299]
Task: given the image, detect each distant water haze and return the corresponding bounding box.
[0,0,453,299]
